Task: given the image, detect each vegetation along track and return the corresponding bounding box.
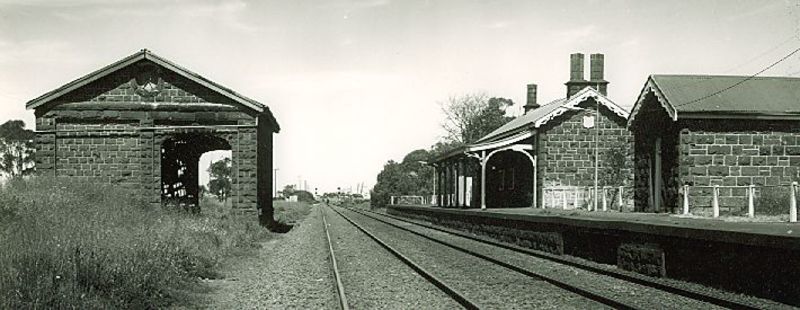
[330,206,636,309]
[358,209,790,309]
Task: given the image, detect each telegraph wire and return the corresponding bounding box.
[673,45,800,108]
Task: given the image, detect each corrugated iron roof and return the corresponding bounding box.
[652,74,800,114]
[476,98,566,143]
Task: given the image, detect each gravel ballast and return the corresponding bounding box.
[352,208,773,309]
[322,206,461,309]
[331,206,608,309]
[202,206,337,309]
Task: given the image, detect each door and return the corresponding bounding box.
[650,137,663,211]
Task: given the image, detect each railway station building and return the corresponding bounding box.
[26,49,279,220]
[432,53,632,209]
[628,75,800,213]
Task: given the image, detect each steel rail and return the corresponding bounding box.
[339,207,639,310]
[361,208,763,310]
[327,205,481,310]
[321,208,350,310]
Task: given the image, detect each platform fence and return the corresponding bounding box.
[678,182,798,222]
[542,186,633,212]
[543,183,799,222]
[390,195,436,206]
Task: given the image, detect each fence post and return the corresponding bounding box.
[618,186,624,210]
[748,185,755,218]
[682,184,689,215]
[602,187,608,211]
[791,182,797,223]
[562,190,567,210]
[574,188,580,209]
[712,185,720,218]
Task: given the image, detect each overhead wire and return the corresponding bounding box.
[673,45,800,108]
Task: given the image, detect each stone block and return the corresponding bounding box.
[741,166,759,176]
[690,167,707,176]
[617,243,665,277]
[708,166,728,176]
[708,145,731,155]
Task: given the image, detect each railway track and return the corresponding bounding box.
[352,207,778,310]
[328,206,645,309]
[321,205,481,309]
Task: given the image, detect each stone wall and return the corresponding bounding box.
[677,121,800,211]
[33,60,266,210]
[538,98,633,208]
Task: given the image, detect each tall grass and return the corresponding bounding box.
[0,177,274,309]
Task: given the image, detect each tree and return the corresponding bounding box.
[207,157,231,202]
[371,149,435,208]
[0,120,35,178]
[440,94,514,144]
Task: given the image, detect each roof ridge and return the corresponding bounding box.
[652,74,800,81]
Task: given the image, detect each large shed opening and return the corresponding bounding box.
[486,150,534,208]
[161,133,231,212]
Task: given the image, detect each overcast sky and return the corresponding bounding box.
[2,0,800,193]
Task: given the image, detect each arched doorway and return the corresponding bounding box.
[485,150,534,208]
[161,133,231,212]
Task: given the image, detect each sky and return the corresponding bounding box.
[2,0,800,193]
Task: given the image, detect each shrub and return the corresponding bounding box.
[0,177,273,309]
[755,186,791,216]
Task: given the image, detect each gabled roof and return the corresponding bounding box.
[476,87,629,143]
[628,74,800,125]
[26,49,279,130]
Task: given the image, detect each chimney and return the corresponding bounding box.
[524,84,539,113]
[565,52,609,98]
[569,53,585,81]
[589,53,609,96]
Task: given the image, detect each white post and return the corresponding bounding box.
[575,188,580,209]
[618,186,624,210]
[562,190,567,210]
[791,182,797,223]
[712,185,720,218]
[683,184,690,215]
[602,187,608,211]
[748,185,755,218]
[480,151,487,210]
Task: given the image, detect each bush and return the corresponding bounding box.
[755,186,791,216]
[0,177,271,309]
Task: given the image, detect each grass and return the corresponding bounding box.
[0,177,312,309]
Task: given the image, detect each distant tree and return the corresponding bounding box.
[371,149,435,208]
[207,158,231,202]
[440,94,514,144]
[0,120,35,178]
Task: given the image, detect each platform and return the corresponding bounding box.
[387,204,800,306]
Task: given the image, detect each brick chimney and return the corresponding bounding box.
[589,53,609,96]
[524,84,539,113]
[565,53,609,98]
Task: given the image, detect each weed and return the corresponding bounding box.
[0,177,301,309]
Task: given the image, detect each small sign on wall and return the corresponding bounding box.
[583,115,595,128]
